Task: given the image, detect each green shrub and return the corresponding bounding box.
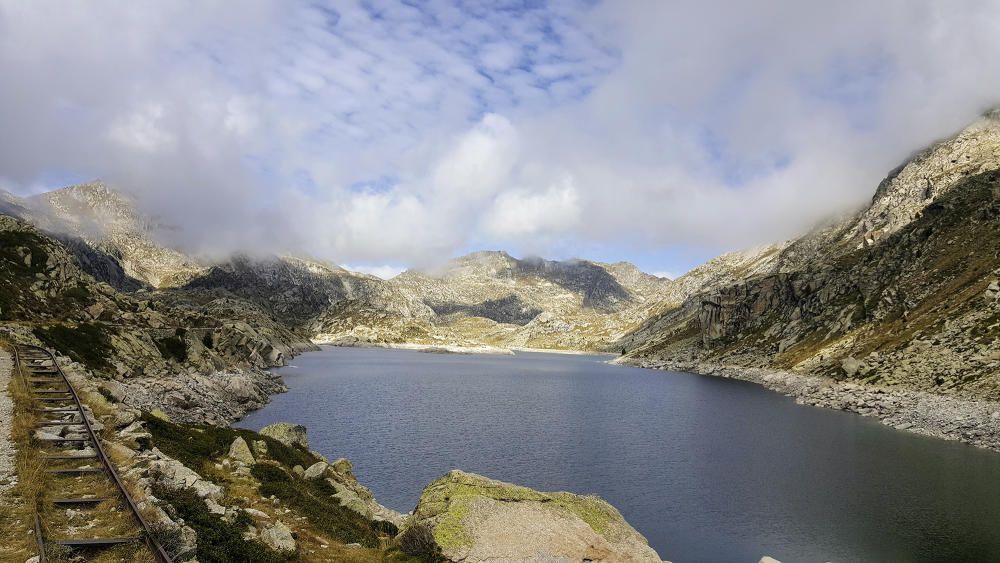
[141,414,317,474]
[61,284,91,304]
[33,322,114,371]
[142,415,412,557]
[97,386,117,403]
[251,464,388,548]
[155,335,188,362]
[152,485,291,563]
[398,523,446,561]
[0,230,49,274]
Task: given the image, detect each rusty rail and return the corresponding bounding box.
[14,344,172,563]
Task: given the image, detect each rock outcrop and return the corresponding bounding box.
[303,461,328,480]
[255,422,405,527]
[228,437,256,465]
[259,422,309,449]
[142,447,224,500]
[407,470,661,562]
[259,521,296,553]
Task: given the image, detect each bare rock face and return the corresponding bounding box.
[621,111,1000,403]
[15,181,206,289]
[408,470,662,563]
[146,452,223,500]
[228,437,255,465]
[259,521,296,553]
[303,461,328,480]
[851,111,1000,249]
[259,422,309,449]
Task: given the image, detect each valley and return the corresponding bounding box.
[7,3,1000,561]
[0,110,998,562]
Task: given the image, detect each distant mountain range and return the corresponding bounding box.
[0,182,687,351]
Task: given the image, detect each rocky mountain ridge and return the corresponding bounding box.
[27,183,207,288]
[0,183,687,351]
[0,210,315,424]
[619,110,1000,409]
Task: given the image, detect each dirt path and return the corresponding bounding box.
[0,348,15,494]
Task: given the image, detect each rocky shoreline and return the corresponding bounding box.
[312,337,517,355]
[617,357,1000,453]
[313,337,612,357]
[106,367,289,426]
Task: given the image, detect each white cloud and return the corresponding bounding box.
[479,42,521,71]
[343,264,404,280]
[483,177,581,239]
[431,114,519,203]
[107,103,176,153]
[1,0,1000,272]
[223,97,259,137]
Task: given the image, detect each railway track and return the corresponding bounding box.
[13,344,172,562]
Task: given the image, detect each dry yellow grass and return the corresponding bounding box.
[0,343,45,562]
[0,343,156,562]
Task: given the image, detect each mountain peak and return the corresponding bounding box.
[850,111,1000,250]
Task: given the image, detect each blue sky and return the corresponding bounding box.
[2,1,1000,278]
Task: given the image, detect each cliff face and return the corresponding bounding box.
[622,113,1000,401]
[181,255,399,327]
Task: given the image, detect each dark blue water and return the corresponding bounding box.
[238,346,1000,562]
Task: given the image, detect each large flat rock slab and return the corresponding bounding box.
[409,469,662,562]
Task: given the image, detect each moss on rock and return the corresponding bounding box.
[408,470,661,562]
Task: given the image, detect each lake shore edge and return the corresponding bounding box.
[309,337,603,357]
[311,338,515,355]
[617,357,1000,453]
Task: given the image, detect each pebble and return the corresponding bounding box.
[0,350,16,495]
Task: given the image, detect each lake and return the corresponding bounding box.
[237,346,1000,562]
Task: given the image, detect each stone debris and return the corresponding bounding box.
[0,349,15,494]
